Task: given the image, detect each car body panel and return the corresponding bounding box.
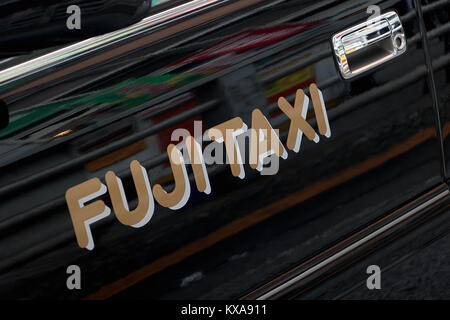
[0,0,447,299]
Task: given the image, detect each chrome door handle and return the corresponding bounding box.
[332,11,406,79]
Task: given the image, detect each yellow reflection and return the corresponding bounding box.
[53,129,73,138]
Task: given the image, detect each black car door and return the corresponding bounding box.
[0,0,447,299]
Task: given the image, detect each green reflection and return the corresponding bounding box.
[0,73,205,139]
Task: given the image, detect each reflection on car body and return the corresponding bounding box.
[0,0,449,300]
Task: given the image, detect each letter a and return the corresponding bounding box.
[66,265,81,290]
[66,5,81,30]
[249,109,287,171]
[366,265,381,290]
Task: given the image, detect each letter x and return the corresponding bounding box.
[278,89,319,153]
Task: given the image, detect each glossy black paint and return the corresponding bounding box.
[0,100,7,129]
[0,0,151,55]
[0,0,447,299]
[427,0,450,180]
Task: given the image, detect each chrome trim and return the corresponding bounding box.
[0,0,226,86]
[332,11,406,79]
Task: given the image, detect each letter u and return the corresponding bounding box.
[106,160,154,228]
